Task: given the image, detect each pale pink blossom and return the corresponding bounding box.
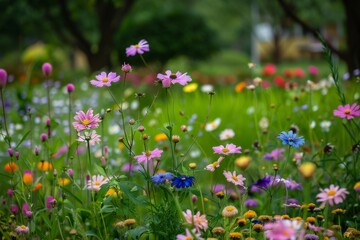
[73,109,101,132]
[134,148,163,164]
[316,184,349,206]
[183,210,208,233]
[77,130,101,146]
[87,175,108,191]
[223,170,246,188]
[126,39,149,56]
[213,143,241,155]
[219,128,235,140]
[205,157,224,172]
[90,72,120,87]
[176,228,203,240]
[264,220,296,240]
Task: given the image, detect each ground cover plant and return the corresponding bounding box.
[0,40,360,240]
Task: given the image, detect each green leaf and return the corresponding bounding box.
[94,164,106,176]
[15,130,30,149]
[127,226,148,239]
[62,187,83,204]
[85,230,100,239]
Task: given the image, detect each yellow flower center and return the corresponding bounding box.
[145,151,151,157]
[327,190,337,196]
[102,77,109,83]
[212,161,219,168]
[94,181,101,186]
[344,109,351,114]
[21,225,27,229]
[222,148,230,153]
[185,237,193,240]
[82,119,90,125]
[134,44,139,49]
[226,206,234,212]
[232,176,238,181]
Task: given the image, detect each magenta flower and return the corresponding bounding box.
[0,69,7,88]
[42,63,52,77]
[157,70,192,88]
[316,184,349,206]
[73,108,101,132]
[333,103,360,119]
[126,39,150,56]
[134,148,163,164]
[90,72,120,87]
[308,66,319,75]
[212,143,241,155]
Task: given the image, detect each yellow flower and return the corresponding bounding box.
[183,83,198,93]
[253,223,263,232]
[298,162,316,179]
[38,161,53,171]
[155,133,167,142]
[235,156,251,170]
[229,232,242,239]
[58,178,70,186]
[106,187,122,198]
[244,210,257,219]
[354,181,360,191]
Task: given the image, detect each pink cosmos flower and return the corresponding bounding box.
[205,157,224,172]
[90,72,120,87]
[223,170,246,187]
[134,148,163,164]
[316,184,349,206]
[183,210,208,233]
[73,109,101,132]
[87,175,109,191]
[212,143,241,155]
[333,103,360,119]
[126,39,150,56]
[308,66,319,75]
[264,220,296,240]
[157,70,192,88]
[176,228,203,240]
[77,130,101,146]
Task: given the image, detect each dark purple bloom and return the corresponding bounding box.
[286,198,299,205]
[10,204,19,215]
[0,69,7,88]
[304,234,319,240]
[22,203,32,218]
[7,189,13,198]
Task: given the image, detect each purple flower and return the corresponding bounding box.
[7,189,13,197]
[263,148,284,160]
[90,72,120,87]
[126,39,150,56]
[67,83,75,93]
[157,70,192,88]
[0,69,7,88]
[42,63,52,77]
[40,133,47,142]
[22,203,32,218]
[244,198,259,208]
[304,234,319,240]
[73,108,101,132]
[46,196,56,209]
[308,66,319,76]
[10,204,19,215]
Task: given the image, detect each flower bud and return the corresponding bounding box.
[66,83,75,93]
[67,168,73,177]
[0,69,7,88]
[8,148,14,157]
[121,63,132,73]
[128,119,135,125]
[142,134,148,140]
[42,63,52,77]
[101,156,106,166]
[35,146,39,156]
[138,125,145,132]
[172,135,180,143]
[40,133,47,142]
[189,163,197,169]
[181,125,187,132]
[15,152,19,160]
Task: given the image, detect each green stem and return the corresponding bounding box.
[86,139,93,174]
[0,89,11,147]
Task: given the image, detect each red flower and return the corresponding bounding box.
[262,64,277,76]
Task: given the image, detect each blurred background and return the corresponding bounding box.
[1,0,359,79]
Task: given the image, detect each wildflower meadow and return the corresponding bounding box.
[1,39,360,240]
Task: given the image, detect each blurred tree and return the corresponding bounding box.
[277,0,360,73]
[117,10,219,67]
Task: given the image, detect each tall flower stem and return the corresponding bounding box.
[0,89,10,147]
[67,92,72,166]
[46,79,52,138]
[86,139,93,175]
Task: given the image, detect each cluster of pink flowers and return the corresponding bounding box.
[73,108,101,145]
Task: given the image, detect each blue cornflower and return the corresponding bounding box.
[151,172,173,185]
[277,130,305,148]
[171,175,195,188]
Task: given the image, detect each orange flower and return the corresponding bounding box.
[235,82,246,93]
[154,133,167,142]
[33,183,42,192]
[23,170,33,185]
[4,162,18,172]
[38,161,53,171]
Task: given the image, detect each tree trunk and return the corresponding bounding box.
[343,0,360,73]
